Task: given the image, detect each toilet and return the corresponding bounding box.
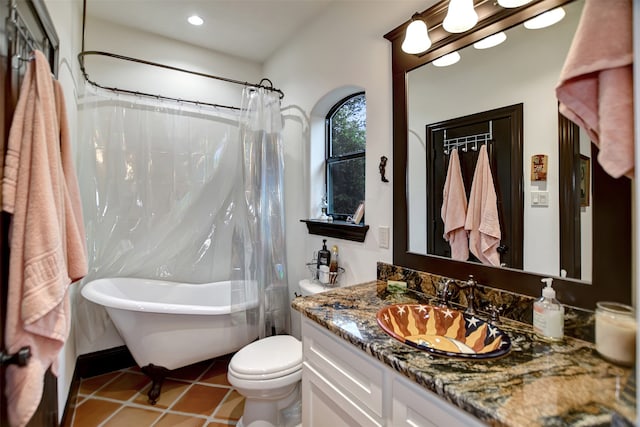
[227,279,328,427]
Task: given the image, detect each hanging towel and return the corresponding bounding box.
[2,51,87,427]
[464,145,501,266]
[441,148,468,261]
[556,0,633,179]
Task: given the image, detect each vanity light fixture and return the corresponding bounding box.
[443,0,478,33]
[187,15,204,26]
[401,14,432,54]
[433,51,461,67]
[473,32,507,49]
[524,7,565,29]
[497,0,534,7]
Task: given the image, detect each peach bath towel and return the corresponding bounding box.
[556,0,633,178]
[464,145,501,266]
[441,148,469,261]
[2,51,87,427]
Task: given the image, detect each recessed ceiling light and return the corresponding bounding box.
[524,7,565,30]
[433,51,461,67]
[188,15,204,26]
[473,32,507,49]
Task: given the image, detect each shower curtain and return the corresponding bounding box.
[235,87,290,338]
[75,85,289,345]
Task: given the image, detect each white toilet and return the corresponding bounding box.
[227,279,327,427]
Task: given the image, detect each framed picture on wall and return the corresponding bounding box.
[579,155,590,207]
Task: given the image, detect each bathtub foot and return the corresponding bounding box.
[141,364,170,405]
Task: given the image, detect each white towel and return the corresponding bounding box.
[464,145,501,266]
[441,149,468,261]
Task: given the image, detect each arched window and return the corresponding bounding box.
[325,92,366,221]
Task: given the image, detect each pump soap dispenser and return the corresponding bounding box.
[533,278,564,342]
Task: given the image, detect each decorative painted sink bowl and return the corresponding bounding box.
[376,304,511,359]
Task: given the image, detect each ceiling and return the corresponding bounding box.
[85,0,336,63]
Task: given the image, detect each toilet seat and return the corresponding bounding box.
[229,335,302,380]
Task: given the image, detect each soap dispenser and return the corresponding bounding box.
[533,278,564,342]
[316,239,331,270]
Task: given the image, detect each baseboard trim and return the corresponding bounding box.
[59,346,135,427]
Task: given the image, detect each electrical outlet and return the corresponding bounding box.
[379,226,390,249]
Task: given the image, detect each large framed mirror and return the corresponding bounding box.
[385,0,631,309]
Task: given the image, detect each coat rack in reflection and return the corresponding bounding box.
[444,121,493,155]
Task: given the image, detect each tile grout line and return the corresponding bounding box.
[208,387,238,424]
[73,357,240,426]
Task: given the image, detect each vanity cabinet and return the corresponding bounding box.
[301,317,486,427]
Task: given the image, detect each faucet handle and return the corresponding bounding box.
[466,275,476,288]
[438,279,455,307]
[486,304,502,324]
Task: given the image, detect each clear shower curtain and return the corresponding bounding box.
[235,87,290,339]
[75,88,248,344]
[75,85,290,347]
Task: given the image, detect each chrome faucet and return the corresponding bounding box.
[458,275,477,315]
[437,276,477,315]
[438,279,456,308]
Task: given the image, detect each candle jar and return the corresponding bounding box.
[595,302,636,366]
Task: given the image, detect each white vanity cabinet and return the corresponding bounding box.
[301,317,487,427]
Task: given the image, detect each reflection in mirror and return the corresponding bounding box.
[406,0,592,281]
[387,0,631,308]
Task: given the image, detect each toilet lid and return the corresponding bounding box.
[229,335,302,380]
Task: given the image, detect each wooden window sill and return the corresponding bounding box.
[300,219,369,243]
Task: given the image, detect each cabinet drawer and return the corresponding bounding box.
[302,318,385,417]
[392,375,486,427]
[303,362,384,427]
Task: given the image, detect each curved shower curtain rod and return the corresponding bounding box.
[79,0,284,110]
[77,50,284,111]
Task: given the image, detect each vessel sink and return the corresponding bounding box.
[376,304,511,359]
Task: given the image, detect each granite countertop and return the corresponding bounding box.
[292,281,636,427]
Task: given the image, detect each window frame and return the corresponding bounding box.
[324,91,366,221]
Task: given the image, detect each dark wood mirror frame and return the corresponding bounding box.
[384,0,631,309]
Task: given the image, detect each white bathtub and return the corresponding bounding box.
[81,278,259,370]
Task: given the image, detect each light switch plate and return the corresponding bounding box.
[379,226,390,249]
[531,191,549,207]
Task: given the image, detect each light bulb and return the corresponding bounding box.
[473,32,507,49]
[433,51,461,67]
[497,0,534,7]
[443,0,478,33]
[401,18,432,54]
[524,7,565,30]
[188,15,204,26]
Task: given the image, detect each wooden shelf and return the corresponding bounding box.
[300,219,369,243]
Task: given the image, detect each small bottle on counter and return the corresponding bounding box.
[316,239,331,280]
[533,278,564,342]
[329,245,339,285]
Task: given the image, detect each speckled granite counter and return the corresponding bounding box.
[292,281,636,427]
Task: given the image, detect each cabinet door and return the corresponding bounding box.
[302,318,384,417]
[392,376,486,427]
[303,363,384,427]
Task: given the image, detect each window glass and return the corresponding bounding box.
[326,93,366,220]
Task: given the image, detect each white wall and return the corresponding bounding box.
[264,1,428,300]
[84,17,263,108]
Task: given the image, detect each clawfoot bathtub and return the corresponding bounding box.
[81,277,258,403]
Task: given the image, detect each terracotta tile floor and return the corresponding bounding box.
[67,355,244,426]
